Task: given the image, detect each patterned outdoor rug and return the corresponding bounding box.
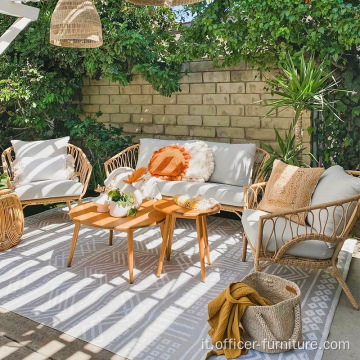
[0,205,356,360]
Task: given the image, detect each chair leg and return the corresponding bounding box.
[242,233,248,262]
[66,200,71,210]
[330,265,359,310]
[166,216,176,261]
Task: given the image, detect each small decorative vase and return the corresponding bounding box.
[109,184,142,218]
[92,193,109,213]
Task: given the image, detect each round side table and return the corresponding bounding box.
[154,198,220,282]
[68,200,166,283]
[0,189,24,251]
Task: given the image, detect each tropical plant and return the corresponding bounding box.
[107,188,138,216]
[66,116,133,191]
[261,125,314,177]
[263,53,343,144]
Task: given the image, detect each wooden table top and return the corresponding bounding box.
[69,200,166,231]
[153,198,220,218]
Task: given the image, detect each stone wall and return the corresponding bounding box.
[81,60,311,151]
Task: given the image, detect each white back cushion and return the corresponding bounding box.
[136,138,256,186]
[308,166,360,242]
[12,136,69,159]
[205,141,256,186]
[12,155,68,186]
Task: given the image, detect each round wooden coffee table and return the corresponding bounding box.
[154,198,220,282]
[68,200,166,283]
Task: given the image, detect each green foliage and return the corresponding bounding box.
[180,0,360,70]
[0,172,8,189]
[264,53,343,126]
[312,54,360,170]
[66,116,133,190]
[261,125,313,176]
[0,0,183,152]
[107,188,138,216]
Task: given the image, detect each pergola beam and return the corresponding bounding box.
[0,1,40,21]
[0,1,40,55]
[0,17,32,55]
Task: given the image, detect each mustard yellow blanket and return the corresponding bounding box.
[206,282,272,359]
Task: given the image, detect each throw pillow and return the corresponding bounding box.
[66,155,78,181]
[11,136,69,159]
[308,166,360,246]
[182,141,215,183]
[12,154,68,187]
[148,145,190,181]
[258,160,324,225]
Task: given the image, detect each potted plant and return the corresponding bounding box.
[264,53,343,145]
[107,168,146,217]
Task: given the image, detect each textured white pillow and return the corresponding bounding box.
[11,136,69,159]
[308,165,360,247]
[182,142,215,182]
[12,154,68,187]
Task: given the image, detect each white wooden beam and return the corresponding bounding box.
[0,0,40,21]
[0,17,32,55]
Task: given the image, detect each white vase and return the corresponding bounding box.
[92,193,109,213]
[109,184,143,218]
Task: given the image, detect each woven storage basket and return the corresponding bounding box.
[241,272,302,353]
[0,189,24,251]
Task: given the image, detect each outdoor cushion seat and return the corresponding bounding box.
[15,180,84,201]
[157,180,244,207]
[242,209,335,260]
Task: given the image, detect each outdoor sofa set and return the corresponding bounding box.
[1,137,360,310]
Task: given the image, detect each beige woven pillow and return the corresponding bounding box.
[258,160,324,225]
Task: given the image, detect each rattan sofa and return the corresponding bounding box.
[2,144,92,208]
[104,140,270,218]
[242,170,360,310]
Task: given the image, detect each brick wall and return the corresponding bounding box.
[81,60,311,151]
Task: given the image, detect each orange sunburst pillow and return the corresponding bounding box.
[148,145,190,181]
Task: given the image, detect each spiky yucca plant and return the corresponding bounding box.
[264,53,342,144]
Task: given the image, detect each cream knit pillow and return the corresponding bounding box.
[182,141,215,183]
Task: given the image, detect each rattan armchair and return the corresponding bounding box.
[104,143,270,217]
[242,171,360,310]
[2,144,92,209]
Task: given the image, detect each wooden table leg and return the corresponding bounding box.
[127,230,134,284]
[166,216,176,261]
[67,222,81,267]
[109,230,113,246]
[201,216,211,265]
[157,214,172,277]
[196,217,206,282]
[242,233,248,262]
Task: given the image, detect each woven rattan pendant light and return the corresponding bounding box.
[50,0,103,48]
[126,0,205,6]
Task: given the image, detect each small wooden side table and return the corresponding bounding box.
[68,200,166,283]
[154,198,220,282]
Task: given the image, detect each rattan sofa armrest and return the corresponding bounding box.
[1,146,14,189]
[243,182,267,210]
[104,144,139,177]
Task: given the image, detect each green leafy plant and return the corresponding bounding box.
[264,53,343,144]
[0,172,8,189]
[261,125,315,177]
[66,116,133,191]
[107,188,138,216]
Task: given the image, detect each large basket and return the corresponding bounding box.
[0,189,24,251]
[241,272,303,353]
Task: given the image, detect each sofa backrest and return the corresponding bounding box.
[136,138,257,187]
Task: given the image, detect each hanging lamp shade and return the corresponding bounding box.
[50,0,103,48]
[126,0,205,6]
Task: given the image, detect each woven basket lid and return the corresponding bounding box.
[50,0,103,48]
[126,0,205,6]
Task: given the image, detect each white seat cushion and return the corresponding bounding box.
[242,209,335,260]
[15,180,83,201]
[157,180,244,207]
